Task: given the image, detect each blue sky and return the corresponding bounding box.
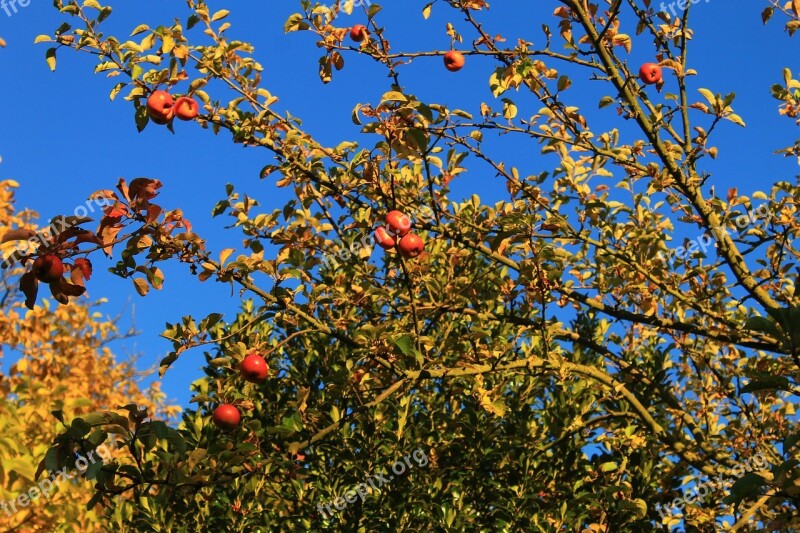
[0,0,798,410]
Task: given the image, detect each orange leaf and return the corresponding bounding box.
[116,178,130,202]
[2,228,37,243]
[99,224,123,255]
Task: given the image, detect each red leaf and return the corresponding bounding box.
[103,202,129,219]
[129,178,162,201]
[71,258,92,285]
[146,204,162,225]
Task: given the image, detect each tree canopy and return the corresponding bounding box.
[3,0,800,531]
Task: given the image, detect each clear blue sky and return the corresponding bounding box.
[1,0,797,409]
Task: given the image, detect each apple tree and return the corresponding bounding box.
[4,0,800,530]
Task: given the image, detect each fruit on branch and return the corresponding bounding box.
[241,353,269,383]
[32,254,64,283]
[350,24,368,42]
[212,404,241,430]
[174,96,200,121]
[398,233,424,258]
[375,226,397,250]
[638,63,662,85]
[385,210,411,237]
[444,50,465,72]
[146,90,175,124]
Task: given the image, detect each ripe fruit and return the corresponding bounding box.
[241,353,269,383]
[212,404,240,430]
[173,96,199,121]
[374,226,397,250]
[398,233,424,258]
[444,50,465,72]
[639,62,662,85]
[146,90,174,124]
[350,24,368,42]
[385,210,411,238]
[32,254,64,283]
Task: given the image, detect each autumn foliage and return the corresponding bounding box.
[3,0,800,531]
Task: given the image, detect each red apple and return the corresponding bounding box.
[385,210,411,238]
[444,50,465,72]
[350,24,368,42]
[639,62,662,85]
[146,90,174,124]
[32,254,64,283]
[374,226,397,250]
[173,96,199,121]
[398,233,424,258]
[241,353,269,383]
[212,404,240,430]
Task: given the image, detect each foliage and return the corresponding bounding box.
[0,180,180,532]
[4,0,800,531]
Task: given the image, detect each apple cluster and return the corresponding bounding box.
[375,210,425,258]
[212,352,270,430]
[30,253,89,285]
[146,90,200,126]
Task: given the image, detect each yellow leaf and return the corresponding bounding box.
[726,113,746,127]
[45,48,57,72]
[211,9,230,22]
[612,34,632,54]
[502,98,518,120]
[220,248,235,265]
[697,88,716,107]
[133,277,149,296]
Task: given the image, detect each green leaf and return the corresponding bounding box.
[723,473,766,505]
[740,376,792,394]
[159,351,179,377]
[394,335,414,356]
[284,13,310,33]
[745,316,779,336]
[599,95,615,108]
